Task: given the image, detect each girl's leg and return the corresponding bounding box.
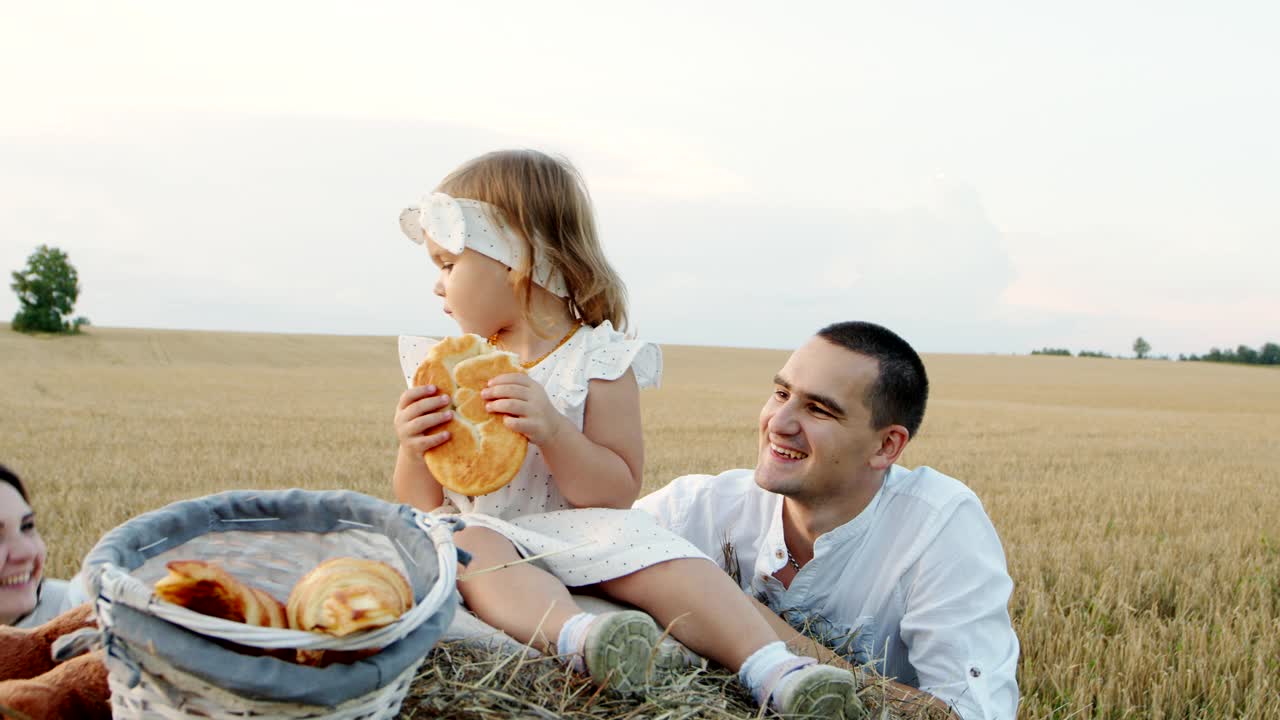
[454,526,581,654]
[600,558,864,717]
[596,557,778,671]
[455,526,662,696]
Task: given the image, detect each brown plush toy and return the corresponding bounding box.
[0,603,111,720]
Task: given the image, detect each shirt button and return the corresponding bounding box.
[774,549,784,559]
[970,667,982,678]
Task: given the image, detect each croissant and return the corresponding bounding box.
[414,334,529,496]
[153,560,288,629]
[286,558,413,638]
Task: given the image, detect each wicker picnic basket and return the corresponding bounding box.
[80,489,462,720]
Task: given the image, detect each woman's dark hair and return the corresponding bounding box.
[0,464,28,502]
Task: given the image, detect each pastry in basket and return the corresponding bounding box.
[153,560,288,628]
[286,557,413,637]
[413,333,529,496]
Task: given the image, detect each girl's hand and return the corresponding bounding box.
[482,373,571,447]
[394,384,454,456]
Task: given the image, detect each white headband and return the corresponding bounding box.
[399,192,570,298]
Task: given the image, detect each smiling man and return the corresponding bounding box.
[636,322,1019,720]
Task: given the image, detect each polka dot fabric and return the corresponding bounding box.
[398,323,708,585]
[468,504,707,586]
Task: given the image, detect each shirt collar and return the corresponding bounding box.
[817,481,887,549]
[761,473,893,567]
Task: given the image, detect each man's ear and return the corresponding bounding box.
[869,425,910,470]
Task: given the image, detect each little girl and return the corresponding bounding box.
[392,150,861,718]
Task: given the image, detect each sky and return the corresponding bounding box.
[1,1,1276,356]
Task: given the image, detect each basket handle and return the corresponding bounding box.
[94,512,462,651]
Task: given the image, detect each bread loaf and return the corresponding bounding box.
[413,334,528,496]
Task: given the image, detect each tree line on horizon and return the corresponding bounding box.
[1031,347,1117,358]
[1032,336,1279,366]
[1180,344,1280,366]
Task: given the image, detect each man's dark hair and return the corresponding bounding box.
[816,321,929,437]
[0,464,28,502]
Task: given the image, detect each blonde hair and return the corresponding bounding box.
[436,149,628,333]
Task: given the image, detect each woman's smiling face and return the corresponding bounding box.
[0,482,46,625]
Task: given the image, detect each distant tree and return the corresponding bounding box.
[1261,343,1280,366]
[1236,344,1259,365]
[1133,336,1151,359]
[1031,347,1072,356]
[1078,350,1113,358]
[9,245,88,333]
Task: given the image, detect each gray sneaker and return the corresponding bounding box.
[582,611,661,696]
[654,634,700,674]
[772,664,866,719]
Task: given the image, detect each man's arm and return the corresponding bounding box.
[898,498,1020,720]
[748,597,960,719]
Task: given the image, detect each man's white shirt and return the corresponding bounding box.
[635,465,1019,720]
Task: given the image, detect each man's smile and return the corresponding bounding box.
[769,442,809,461]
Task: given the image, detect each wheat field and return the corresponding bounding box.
[2,326,1278,719]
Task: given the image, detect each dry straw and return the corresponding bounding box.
[401,640,944,720]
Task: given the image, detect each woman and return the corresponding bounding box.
[1,464,78,627]
[0,464,109,718]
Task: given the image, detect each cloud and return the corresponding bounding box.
[4,109,1273,357]
[0,114,1025,352]
[601,174,1017,351]
[1001,227,1280,355]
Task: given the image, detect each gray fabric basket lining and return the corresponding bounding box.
[129,529,407,603]
[103,601,449,706]
[81,489,455,705]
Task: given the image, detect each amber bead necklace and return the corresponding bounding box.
[489,324,581,369]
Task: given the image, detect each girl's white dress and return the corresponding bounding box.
[398,322,709,586]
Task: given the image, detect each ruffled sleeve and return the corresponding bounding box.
[398,335,439,388]
[535,321,663,426]
[579,321,662,388]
